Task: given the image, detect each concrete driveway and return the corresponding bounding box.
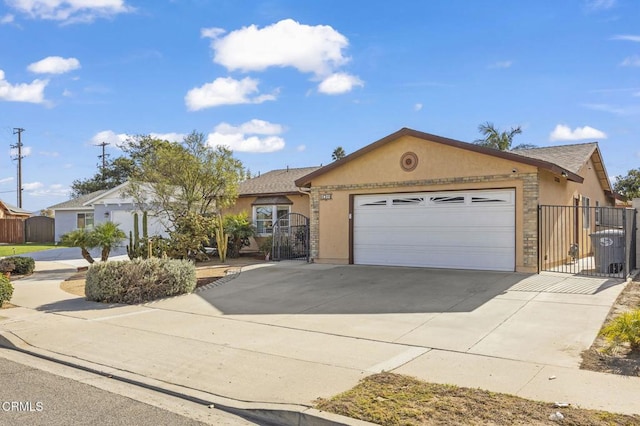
[158,262,625,369]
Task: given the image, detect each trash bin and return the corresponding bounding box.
[590,229,625,274]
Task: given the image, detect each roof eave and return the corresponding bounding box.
[295,127,585,186]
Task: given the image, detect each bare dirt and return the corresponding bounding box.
[580,278,640,376]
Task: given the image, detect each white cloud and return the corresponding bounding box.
[585,0,616,11]
[0,177,13,184]
[149,132,185,142]
[0,70,48,103]
[26,184,71,197]
[488,60,513,69]
[549,124,607,141]
[620,55,640,67]
[1,14,15,24]
[206,19,350,76]
[185,77,276,110]
[10,146,32,157]
[318,73,363,95]
[215,119,283,135]
[414,103,423,111]
[296,144,306,152]
[90,130,128,148]
[23,182,43,191]
[6,0,133,23]
[28,56,80,74]
[200,27,225,39]
[62,89,72,97]
[207,119,286,153]
[611,34,640,42]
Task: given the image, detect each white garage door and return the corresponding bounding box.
[354,189,515,271]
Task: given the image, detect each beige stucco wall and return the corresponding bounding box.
[307,135,541,272]
[538,158,614,268]
[225,193,311,251]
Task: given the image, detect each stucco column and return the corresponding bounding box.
[522,173,539,270]
[309,187,320,260]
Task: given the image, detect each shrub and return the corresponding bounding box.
[0,274,13,305]
[85,258,196,304]
[0,259,15,273]
[600,309,640,352]
[7,256,35,275]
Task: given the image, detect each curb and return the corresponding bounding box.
[0,331,374,426]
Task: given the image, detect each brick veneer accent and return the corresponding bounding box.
[309,172,539,270]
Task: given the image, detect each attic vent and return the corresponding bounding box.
[430,196,464,204]
[392,197,424,205]
[361,199,387,206]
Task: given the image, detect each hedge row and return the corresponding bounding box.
[85,257,196,304]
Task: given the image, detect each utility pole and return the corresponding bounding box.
[96,141,109,181]
[11,128,25,208]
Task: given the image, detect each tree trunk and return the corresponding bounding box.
[101,247,110,262]
[81,248,95,264]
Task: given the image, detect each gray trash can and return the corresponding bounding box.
[590,229,625,273]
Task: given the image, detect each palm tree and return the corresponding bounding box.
[331,146,346,161]
[91,222,127,261]
[474,122,522,151]
[60,229,97,264]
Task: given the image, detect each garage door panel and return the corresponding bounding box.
[354,190,515,271]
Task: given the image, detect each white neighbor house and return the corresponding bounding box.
[50,181,169,242]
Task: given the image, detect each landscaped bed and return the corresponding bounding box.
[581,278,640,376]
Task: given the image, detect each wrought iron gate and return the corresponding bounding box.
[271,213,310,261]
[539,205,637,278]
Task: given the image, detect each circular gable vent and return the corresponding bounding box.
[400,152,418,172]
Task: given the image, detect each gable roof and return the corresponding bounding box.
[240,166,321,196]
[0,199,31,216]
[512,142,612,192]
[295,128,584,187]
[49,189,108,210]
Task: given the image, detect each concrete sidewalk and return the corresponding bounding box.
[1,261,639,422]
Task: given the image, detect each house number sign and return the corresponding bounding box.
[320,193,333,200]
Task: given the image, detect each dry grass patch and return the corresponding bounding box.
[316,373,639,426]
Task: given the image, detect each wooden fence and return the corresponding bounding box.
[0,219,25,244]
[0,217,55,244]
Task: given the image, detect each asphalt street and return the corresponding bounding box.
[0,349,256,426]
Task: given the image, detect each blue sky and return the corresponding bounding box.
[1,0,639,212]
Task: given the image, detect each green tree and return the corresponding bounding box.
[70,156,135,198]
[60,229,97,264]
[474,122,522,151]
[60,223,126,263]
[332,146,346,161]
[91,222,127,262]
[224,212,256,258]
[613,168,640,199]
[126,131,245,226]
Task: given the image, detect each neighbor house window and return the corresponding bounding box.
[77,212,94,229]
[595,201,600,225]
[254,205,290,236]
[582,196,590,228]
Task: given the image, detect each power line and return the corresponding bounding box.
[11,127,25,208]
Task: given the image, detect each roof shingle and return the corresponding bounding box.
[511,142,598,174]
[49,189,108,210]
[239,166,321,196]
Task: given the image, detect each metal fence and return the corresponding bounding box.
[271,213,310,262]
[539,205,637,278]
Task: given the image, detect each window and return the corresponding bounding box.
[77,212,94,229]
[582,196,590,228]
[595,201,600,225]
[254,205,290,236]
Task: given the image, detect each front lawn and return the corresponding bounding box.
[0,243,56,257]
